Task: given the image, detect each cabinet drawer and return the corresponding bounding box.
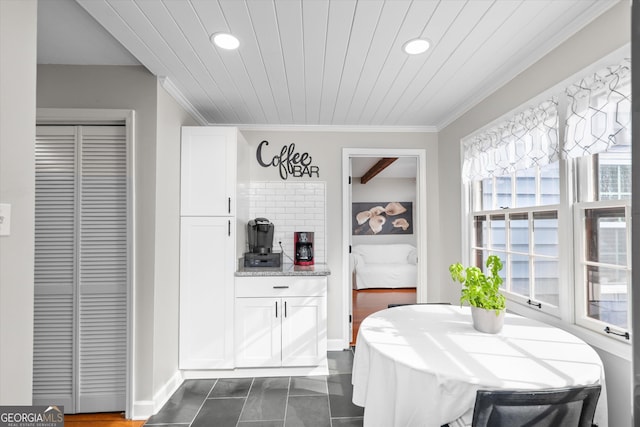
[235,276,327,297]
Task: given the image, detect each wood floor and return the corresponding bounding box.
[351,287,417,346]
[64,412,145,427]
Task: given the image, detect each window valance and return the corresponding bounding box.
[563,59,631,158]
[462,99,559,182]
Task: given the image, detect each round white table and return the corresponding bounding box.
[351,305,607,427]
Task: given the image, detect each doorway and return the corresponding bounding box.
[341,148,428,348]
[34,109,134,416]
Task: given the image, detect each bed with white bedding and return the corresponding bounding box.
[351,244,417,289]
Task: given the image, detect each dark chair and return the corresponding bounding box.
[471,385,601,427]
[387,302,451,308]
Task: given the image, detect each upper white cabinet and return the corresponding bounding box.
[181,126,238,217]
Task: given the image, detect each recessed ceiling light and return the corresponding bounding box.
[403,38,430,55]
[211,32,240,50]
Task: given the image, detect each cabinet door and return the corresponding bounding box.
[281,296,327,367]
[235,298,281,367]
[181,127,236,216]
[179,217,235,369]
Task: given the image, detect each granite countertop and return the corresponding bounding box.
[236,262,331,277]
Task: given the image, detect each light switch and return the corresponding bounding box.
[0,204,11,236]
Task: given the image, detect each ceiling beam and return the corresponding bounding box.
[360,158,398,184]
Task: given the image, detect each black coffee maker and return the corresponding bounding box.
[247,218,274,254]
[245,218,281,267]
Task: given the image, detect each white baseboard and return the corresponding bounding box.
[153,370,183,413]
[132,370,183,420]
[131,400,154,420]
[182,362,329,380]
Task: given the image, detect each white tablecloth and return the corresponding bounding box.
[352,305,607,427]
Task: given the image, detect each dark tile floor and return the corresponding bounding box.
[144,351,364,427]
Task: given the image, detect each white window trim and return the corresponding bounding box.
[506,298,632,361]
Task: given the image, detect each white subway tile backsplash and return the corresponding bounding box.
[249,181,326,264]
[295,201,315,208]
[265,182,285,189]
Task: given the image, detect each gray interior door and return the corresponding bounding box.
[33,125,128,413]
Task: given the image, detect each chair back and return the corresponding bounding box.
[471,385,601,427]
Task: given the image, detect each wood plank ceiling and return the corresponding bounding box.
[70,0,619,129]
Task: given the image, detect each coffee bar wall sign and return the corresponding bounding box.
[352,201,413,235]
[256,140,320,180]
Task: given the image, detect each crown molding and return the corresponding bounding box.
[230,124,438,133]
[159,76,208,126]
[158,79,437,132]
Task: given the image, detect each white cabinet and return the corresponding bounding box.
[180,126,237,216]
[234,298,282,367]
[179,126,248,371]
[235,276,327,368]
[281,296,326,366]
[179,217,235,369]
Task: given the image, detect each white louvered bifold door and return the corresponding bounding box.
[33,126,77,410]
[77,126,127,412]
[33,125,128,414]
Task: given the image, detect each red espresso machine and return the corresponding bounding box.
[294,231,314,266]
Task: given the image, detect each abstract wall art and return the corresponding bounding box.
[352,201,413,235]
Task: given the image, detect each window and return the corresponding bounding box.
[575,204,630,332]
[597,152,632,200]
[464,58,631,340]
[472,167,560,315]
[573,146,631,336]
[465,99,561,316]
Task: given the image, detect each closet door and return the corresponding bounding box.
[33,125,128,413]
[77,126,128,412]
[33,126,77,410]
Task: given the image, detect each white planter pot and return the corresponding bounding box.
[471,306,505,334]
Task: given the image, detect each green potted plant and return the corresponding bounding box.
[449,255,506,333]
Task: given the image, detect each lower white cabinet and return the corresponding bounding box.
[179,216,235,369]
[235,276,327,368]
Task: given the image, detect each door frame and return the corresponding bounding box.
[341,148,427,348]
[36,108,135,418]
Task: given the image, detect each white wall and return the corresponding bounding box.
[239,130,440,343]
[0,0,37,405]
[438,2,631,426]
[152,82,198,402]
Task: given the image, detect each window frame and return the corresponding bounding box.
[573,197,631,341]
[471,197,562,318]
